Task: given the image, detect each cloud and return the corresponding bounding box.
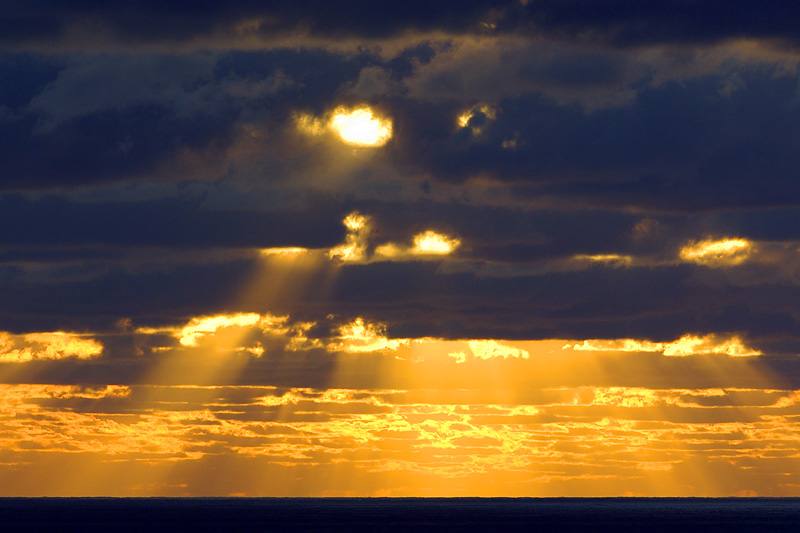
[565,334,761,357]
[466,340,529,360]
[326,318,410,354]
[0,331,102,362]
[137,312,321,355]
[679,238,752,267]
[327,212,461,263]
[5,1,800,52]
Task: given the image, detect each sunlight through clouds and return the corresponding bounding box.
[295,106,392,147]
[330,106,393,147]
[5,0,800,501]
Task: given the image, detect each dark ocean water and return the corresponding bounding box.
[0,497,797,532]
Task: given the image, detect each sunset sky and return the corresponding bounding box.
[2,1,800,497]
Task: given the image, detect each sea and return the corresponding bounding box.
[0,497,797,532]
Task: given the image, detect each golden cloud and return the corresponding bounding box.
[327,318,409,354]
[136,312,320,354]
[0,331,103,362]
[328,212,460,263]
[564,333,760,357]
[466,340,529,361]
[411,230,461,255]
[679,238,752,266]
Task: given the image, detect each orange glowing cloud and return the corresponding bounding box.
[136,312,320,354]
[0,331,103,362]
[564,334,760,356]
[327,318,409,354]
[328,212,460,263]
[466,340,530,361]
[327,212,371,262]
[679,237,752,266]
[411,230,461,255]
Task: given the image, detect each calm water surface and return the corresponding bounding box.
[0,497,797,532]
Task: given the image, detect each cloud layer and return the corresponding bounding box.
[2,1,800,496]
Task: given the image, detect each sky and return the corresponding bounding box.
[1,1,800,497]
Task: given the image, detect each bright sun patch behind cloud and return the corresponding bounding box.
[329,106,392,147]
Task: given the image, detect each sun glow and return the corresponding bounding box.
[329,106,392,147]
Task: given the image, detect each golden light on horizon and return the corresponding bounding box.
[329,106,392,147]
[679,237,752,266]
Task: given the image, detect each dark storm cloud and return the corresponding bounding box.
[0,1,510,47]
[0,102,238,189]
[519,0,800,47]
[0,45,458,191]
[0,49,378,190]
[316,262,799,343]
[0,194,346,248]
[3,1,800,49]
[394,69,800,211]
[0,259,257,333]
